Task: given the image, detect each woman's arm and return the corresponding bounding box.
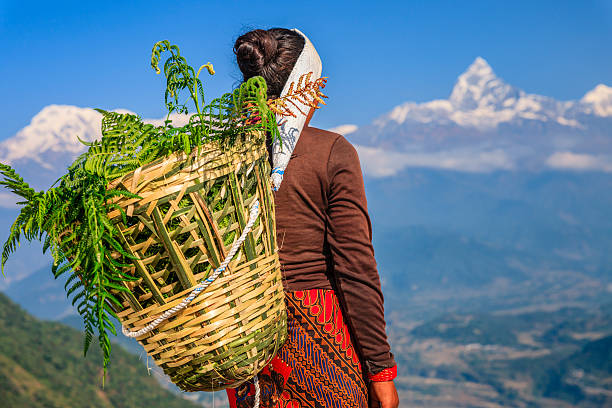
[325,135,397,376]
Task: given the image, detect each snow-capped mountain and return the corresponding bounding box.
[370,57,609,131]
[0,106,189,192]
[581,84,612,117]
[341,57,612,175]
[0,105,103,170]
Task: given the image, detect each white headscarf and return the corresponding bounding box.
[270,28,322,191]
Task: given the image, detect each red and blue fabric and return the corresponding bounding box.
[226,289,368,408]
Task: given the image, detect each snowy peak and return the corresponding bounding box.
[0,105,190,171]
[449,57,520,111]
[0,105,103,169]
[347,57,612,176]
[581,84,612,117]
[464,56,493,75]
[370,57,594,131]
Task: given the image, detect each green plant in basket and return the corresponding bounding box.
[0,40,326,384]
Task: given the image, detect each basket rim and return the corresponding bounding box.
[106,128,267,191]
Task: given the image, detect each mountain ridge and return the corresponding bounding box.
[371,57,610,131]
[0,292,201,408]
[339,58,612,175]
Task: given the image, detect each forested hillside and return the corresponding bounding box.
[0,292,199,408]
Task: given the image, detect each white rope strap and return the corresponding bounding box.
[122,199,261,338]
[253,374,260,408]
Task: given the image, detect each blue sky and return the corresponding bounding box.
[1,0,611,139]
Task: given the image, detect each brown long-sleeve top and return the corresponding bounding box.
[267,125,396,375]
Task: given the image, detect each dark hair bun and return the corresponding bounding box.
[234,29,278,75]
[234,28,305,99]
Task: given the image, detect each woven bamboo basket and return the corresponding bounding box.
[101,130,286,392]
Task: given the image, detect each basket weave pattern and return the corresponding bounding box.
[105,133,286,391]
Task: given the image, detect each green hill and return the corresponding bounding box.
[0,292,200,408]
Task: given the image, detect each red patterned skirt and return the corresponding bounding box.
[226,289,368,408]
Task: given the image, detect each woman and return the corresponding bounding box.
[226,27,399,408]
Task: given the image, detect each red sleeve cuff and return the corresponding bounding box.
[367,365,397,382]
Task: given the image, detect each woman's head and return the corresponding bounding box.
[234,28,305,99]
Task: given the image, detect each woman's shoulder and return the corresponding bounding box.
[300,126,357,158]
[300,127,361,180]
[301,125,343,143]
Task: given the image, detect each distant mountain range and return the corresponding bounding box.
[1,57,611,196]
[335,57,612,176]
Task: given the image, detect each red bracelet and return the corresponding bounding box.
[368,365,397,382]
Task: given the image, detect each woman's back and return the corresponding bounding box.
[272,125,394,370]
[272,125,338,290]
[228,27,398,408]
